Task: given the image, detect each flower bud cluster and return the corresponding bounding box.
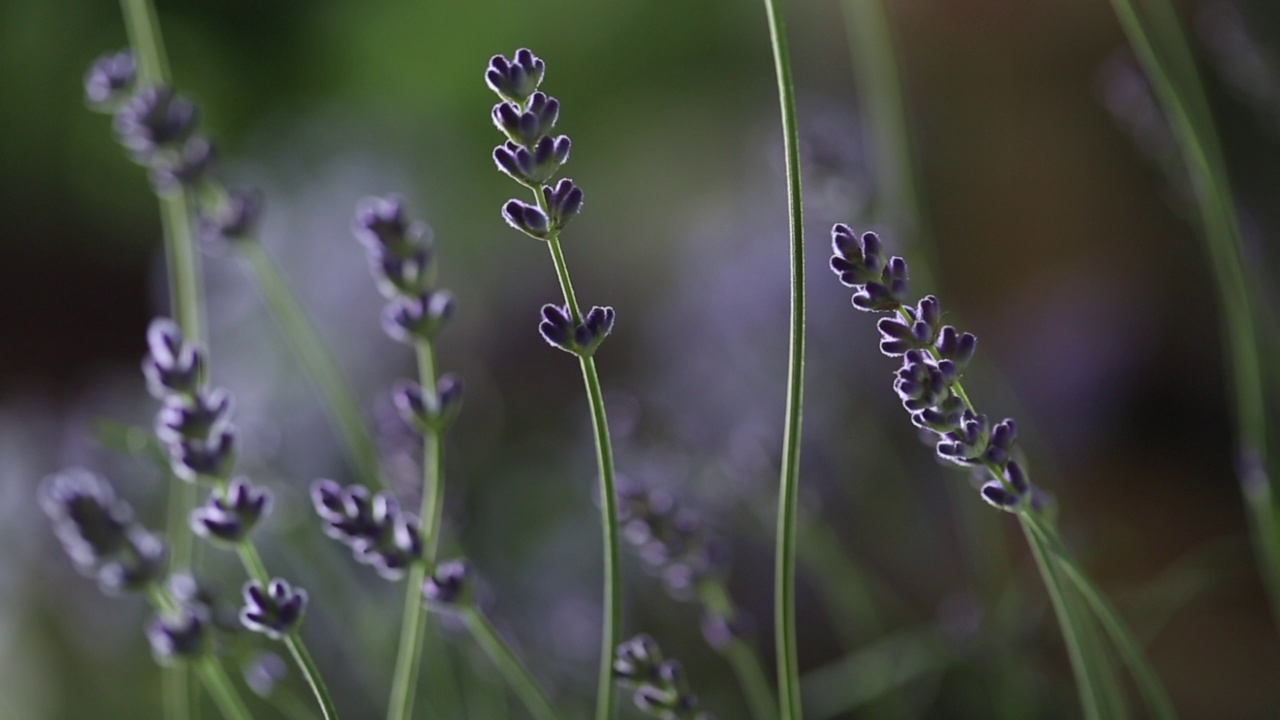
[422,559,473,609]
[240,578,308,640]
[829,225,1043,512]
[83,50,262,244]
[143,319,241,486]
[616,479,727,601]
[310,479,424,580]
[40,469,167,594]
[613,634,711,720]
[486,51,614,356]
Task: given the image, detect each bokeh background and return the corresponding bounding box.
[3,0,1280,717]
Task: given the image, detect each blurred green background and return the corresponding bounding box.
[3,0,1280,717]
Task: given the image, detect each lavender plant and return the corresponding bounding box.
[613,635,711,720]
[144,318,340,719]
[487,48,624,720]
[1104,0,1280,636]
[828,225,1177,719]
[616,479,774,720]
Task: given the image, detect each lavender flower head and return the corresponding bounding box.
[40,469,166,593]
[190,476,272,546]
[539,304,615,357]
[311,479,424,580]
[485,49,546,104]
[148,608,208,664]
[113,85,200,158]
[422,559,472,609]
[240,578,308,640]
[200,187,265,245]
[829,225,1044,512]
[614,634,709,719]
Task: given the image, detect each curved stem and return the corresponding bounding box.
[387,341,449,720]
[239,242,385,490]
[120,0,204,578]
[760,0,807,715]
[195,656,253,720]
[1021,520,1102,720]
[533,192,622,720]
[699,580,776,720]
[1026,515,1178,720]
[463,607,561,720]
[285,636,341,720]
[1107,0,1280,632]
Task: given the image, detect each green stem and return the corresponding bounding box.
[1106,0,1280,632]
[1021,520,1102,720]
[698,580,776,720]
[195,657,253,720]
[1025,516,1178,720]
[285,636,341,720]
[533,192,622,720]
[239,242,385,490]
[118,7,204,720]
[387,340,449,720]
[227,504,339,720]
[463,607,561,720]
[760,0,807,716]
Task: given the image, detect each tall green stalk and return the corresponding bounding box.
[462,606,561,720]
[118,1,204,716]
[759,0,807,716]
[533,189,623,720]
[1105,0,1280,634]
[386,342,448,720]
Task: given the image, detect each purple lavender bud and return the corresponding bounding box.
[614,634,663,683]
[485,49,546,103]
[353,194,430,257]
[935,326,977,368]
[392,380,431,433]
[893,350,950,411]
[367,513,424,580]
[876,316,917,357]
[543,178,584,230]
[538,304,576,351]
[984,419,1018,464]
[392,376,463,433]
[381,290,456,343]
[575,306,616,356]
[40,469,133,566]
[147,608,208,663]
[493,136,571,187]
[142,318,203,399]
[85,50,136,110]
[435,374,464,429]
[423,559,472,607]
[151,136,217,191]
[190,477,272,546]
[97,527,167,594]
[168,425,237,482]
[980,481,1021,512]
[502,199,550,239]
[240,578,308,640]
[492,92,560,147]
[1004,460,1030,494]
[114,86,199,158]
[911,395,966,434]
[155,388,234,444]
[916,295,942,332]
[368,245,432,298]
[935,411,991,467]
[200,187,264,245]
[829,225,885,287]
